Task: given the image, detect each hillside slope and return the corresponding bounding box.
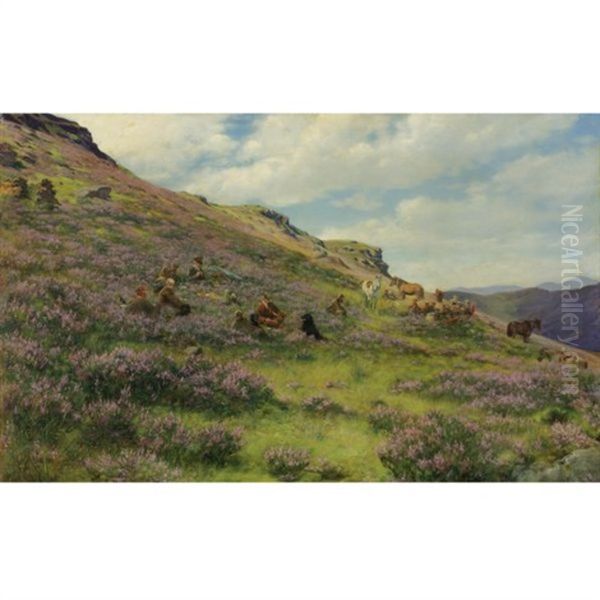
[1,114,599,482]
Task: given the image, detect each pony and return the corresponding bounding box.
[361,274,382,309]
[506,318,541,342]
[390,277,424,300]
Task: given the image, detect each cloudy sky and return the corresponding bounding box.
[69,114,600,289]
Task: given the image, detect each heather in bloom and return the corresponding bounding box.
[311,458,347,481]
[301,396,348,415]
[368,405,409,433]
[378,412,502,482]
[76,347,178,402]
[264,446,310,481]
[81,397,138,445]
[549,422,597,456]
[84,449,180,482]
[138,414,243,465]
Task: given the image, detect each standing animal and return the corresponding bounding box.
[390,277,424,300]
[301,313,326,340]
[361,274,382,309]
[506,318,541,342]
[434,288,444,302]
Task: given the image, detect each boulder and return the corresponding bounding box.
[518,447,600,482]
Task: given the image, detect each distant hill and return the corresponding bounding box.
[535,276,599,291]
[452,284,600,351]
[450,284,523,295]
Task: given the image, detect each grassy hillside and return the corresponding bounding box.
[1,114,599,482]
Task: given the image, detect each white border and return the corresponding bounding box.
[1,1,599,599]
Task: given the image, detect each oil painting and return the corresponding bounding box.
[1,113,598,482]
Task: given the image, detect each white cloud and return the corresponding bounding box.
[320,147,599,289]
[183,114,577,205]
[67,114,236,189]
[332,193,382,211]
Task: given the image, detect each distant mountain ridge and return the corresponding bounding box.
[452,283,600,351]
[450,276,598,296]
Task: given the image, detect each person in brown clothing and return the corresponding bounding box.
[125,285,158,316]
[327,294,347,316]
[255,293,285,328]
[188,256,205,282]
[157,279,191,316]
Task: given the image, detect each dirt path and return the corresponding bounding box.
[477,310,600,370]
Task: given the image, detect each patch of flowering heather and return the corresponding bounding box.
[310,458,347,481]
[264,446,310,482]
[75,347,178,403]
[0,436,64,482]
[178,358,274,414]
[549,422,597,455]
[343,329,424,353]
[301,395,348,415]
[3,376,78,435]
[81,397,139,444]
[377,412,502,481]
[0,335,50,371]
[138,413,245,466]
[368,405,410,433]
[427,368,567,414]
[390,379,423,394]
[84,449,180,482]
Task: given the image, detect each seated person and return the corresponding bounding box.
[255,293,285,328]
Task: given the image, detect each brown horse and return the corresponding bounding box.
[390,277,424,300]
[506,318,541,342]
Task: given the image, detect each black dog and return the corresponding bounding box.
[301,313,326,341]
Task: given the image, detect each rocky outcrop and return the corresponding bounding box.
[260,208,306,239]
[0,114,116,165]
[325,240,390,277]
[518,447,600,482]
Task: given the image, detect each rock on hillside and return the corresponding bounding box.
[1,113,116,164]
[324,240,390,278]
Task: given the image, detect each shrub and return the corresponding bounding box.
[81,397,138,444]
[76,347,178,403]
[84,449,180,482]
[264,446,310,481]
[179,358,274,415]
[543,406,573,424]
[368,405,409,433]
[138,415,243,466]
[311,458,347,481]
[194,423,244,465]
[549,422,596,455]
[377,412,501,481]
[1,436,63,482]
[302,396,347,415]
[3,376,77,438]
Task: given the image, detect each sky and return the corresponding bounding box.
[69,114,600,289]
